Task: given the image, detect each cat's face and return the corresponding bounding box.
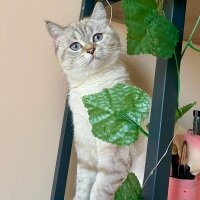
[46,2,120,82]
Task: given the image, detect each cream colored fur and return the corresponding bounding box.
[46,2,147,200]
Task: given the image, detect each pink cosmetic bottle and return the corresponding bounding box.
[168,177,198,200]
[198,175,200,200]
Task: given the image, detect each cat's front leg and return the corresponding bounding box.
[73,164,97,200]
[90,142,131,200]
[90,171,127,200]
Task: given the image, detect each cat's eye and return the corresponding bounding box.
[70,42,82,51]
[93,33,103,42]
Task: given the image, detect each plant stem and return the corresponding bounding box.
[181,16,200,58]
[160,0,164,10]
[175,16,200,106]
[157,0,165,15]
[188,42,200,52]
[122,113,149,137]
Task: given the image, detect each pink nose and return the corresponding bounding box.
[87,48,95,55]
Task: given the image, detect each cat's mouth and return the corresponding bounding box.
[88,56,100,64]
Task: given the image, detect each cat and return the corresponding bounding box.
[46,2,147,200]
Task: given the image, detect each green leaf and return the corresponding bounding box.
[122,0,179,58]
[82,83,150,146]
[176,102,197,122]
[114,173,142,200]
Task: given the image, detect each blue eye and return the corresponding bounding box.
[93,33,103,42]
[70,42,82,51]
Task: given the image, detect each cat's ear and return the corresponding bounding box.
[45,20,64,41]
[91,2,106,21]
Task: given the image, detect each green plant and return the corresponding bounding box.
[82,84,150,146]
[122,0,178,58]
[176,102,197,122]
[114,173,142,200]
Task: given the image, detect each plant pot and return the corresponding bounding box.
[198,175,200,200]
[168,177,198,200]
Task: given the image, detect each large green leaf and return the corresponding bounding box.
[175,102,197,122]
[82,83,150,146]
[114,173,142,200]
[122,0,179,58]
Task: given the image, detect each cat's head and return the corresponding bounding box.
[46,2,120,83]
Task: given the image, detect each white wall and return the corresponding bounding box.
[0,0,81,199]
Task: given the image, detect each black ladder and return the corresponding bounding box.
[50,0,187,199]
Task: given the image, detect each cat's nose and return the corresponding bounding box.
[87,47,96,55]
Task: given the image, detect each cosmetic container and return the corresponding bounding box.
[168,177,198,200]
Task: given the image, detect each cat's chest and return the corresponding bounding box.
[69,90,97,159]
[68,82,115,129]
[68,79,117,112]
[68,89,94,139]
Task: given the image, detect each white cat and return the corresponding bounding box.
[46,2,147,200]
